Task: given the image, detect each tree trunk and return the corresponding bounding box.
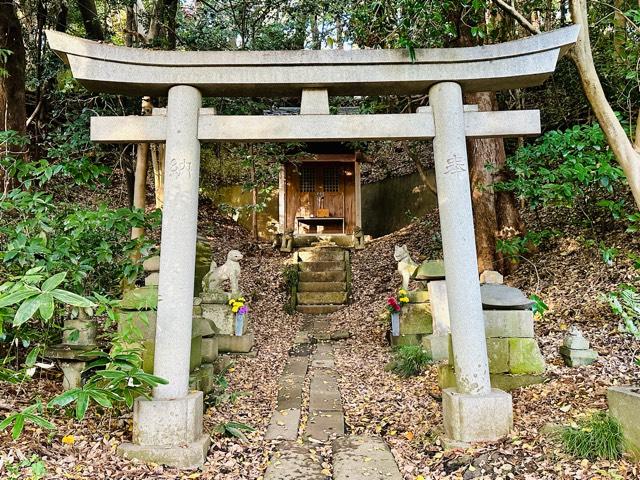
[613,0,626,59]
[465,91,501,273]
[77,0,104,40]
[251,156,258,241]
[165,0,178,49]
[569,0,640,209]
[0,1,27,194]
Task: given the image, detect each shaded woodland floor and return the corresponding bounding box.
[1,207,640,479]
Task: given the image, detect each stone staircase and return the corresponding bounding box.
[295,247,349,314]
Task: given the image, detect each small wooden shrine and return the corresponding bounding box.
[278,144,362,241]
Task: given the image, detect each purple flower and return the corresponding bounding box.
[238,306,248,315]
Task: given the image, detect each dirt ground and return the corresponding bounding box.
[1,208,639,479]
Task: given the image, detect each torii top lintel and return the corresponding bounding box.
[46,26,579,98]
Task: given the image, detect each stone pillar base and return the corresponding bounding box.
[117,392,209,468]
[117,434,210,469]
[442,388,512,443]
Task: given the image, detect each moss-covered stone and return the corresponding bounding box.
[509,338,545,374]
[487,338,510,373]
[438,365,546,391]
[414,260,445,280]
[399,303,433,335]
[390,333,423,347]
[407,290,430,303]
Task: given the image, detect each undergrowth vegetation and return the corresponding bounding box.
[559,412,625,461]
[386,345,432,377]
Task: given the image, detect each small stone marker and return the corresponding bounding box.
[559,326,598,367]
[480,270,503,284]
[480,284,534,310]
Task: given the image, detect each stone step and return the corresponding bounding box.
[305,410,345,442]
[265,408,301,441]
[296,304,344,314]
[332,436,403,480]
[297,248,346,263]
[298,282,347,292]
[264,443,327,480]
[297,292,347,305]
[299,271,346,283]
[299,261,345,273]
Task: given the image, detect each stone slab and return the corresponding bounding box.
[277,375,305,410]
[201,336,219,362]
[297,291,347,305]
[305,410,345,442]
[201,304,247,336]
[332,435,402,480]
[484,310,535,338]
[299,261,345,273]
[297,248,345,262]
[406,289,429,303]
[559,346,598,367]
[296,304,344,315]
[480,270,503,284]
[414,260,445,280]
[144,272,159,286]
[389,333,424,347]
[563,334,590,350]
[142,255,160,272]
[310,372,342,411]
[217,333,255,353]
[509,338,545,374]
[282,357,309,377]
[487,338,510,374]
[265,408,301,441]
[299,271,346,283]
[264,443,326,480]
[438,365,545,392]
[399,303,433,335]
[117,434,210,469]
[298,281,347,292]
[422,334,450,362]
[607,386,640,460]
[428,280,450,335]
[442,388,512,442]
[480,284,534,310]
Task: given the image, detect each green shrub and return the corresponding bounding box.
[604,284,640,339]
[386,345,432,377]
[559,412,624,460]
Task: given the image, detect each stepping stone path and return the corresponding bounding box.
[264,315,402,480]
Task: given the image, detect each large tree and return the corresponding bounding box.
[0,0,27,193]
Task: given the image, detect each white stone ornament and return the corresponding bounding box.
[394,245,418,291]
[202,250,243,295]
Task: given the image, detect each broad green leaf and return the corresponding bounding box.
[0,413,16,430]
[0,289,38,309]
[89,391,113,409]
[48,389,80,408]
[38,293,54,321]
[24,413,55,430]
[75,391,89,420]
[11,414,25,439]
[25,347,39,367]
[51,289,95,308]
[41,272,67,292]
[13,296,41,326]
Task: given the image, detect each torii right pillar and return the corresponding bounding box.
[430,82,513,444]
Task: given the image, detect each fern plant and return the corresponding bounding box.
[213,421,255,442]
[604,285,640,339]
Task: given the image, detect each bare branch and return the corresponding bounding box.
[492,0,541,35]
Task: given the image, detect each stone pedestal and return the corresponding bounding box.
[559,327,598,367]
[608,386,640,460]
[45,310,99,390]
[439,309,546,391]
[117,392,210,468]
[389,292,433,347]
[442,388,513,443]
[197,292,254,354]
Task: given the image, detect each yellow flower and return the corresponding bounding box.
[238,297,245,302]
[398,289,408,295]
[399,297,409,303]
[62,435,75,445]
[232,305,240,313]
[228,299,234,305]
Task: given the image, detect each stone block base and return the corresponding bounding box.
[132,392,204,446]
[398,303,433,335]
[117,434,210,469]
[202,337,219,362]
[442,388,512,443]
[559,346,598,367]
[217,333,255,353]
[607,386,640,460]
[422,334,450,361]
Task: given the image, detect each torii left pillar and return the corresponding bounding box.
[118,85,210,468]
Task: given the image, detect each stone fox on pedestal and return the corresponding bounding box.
[202,250,243,295]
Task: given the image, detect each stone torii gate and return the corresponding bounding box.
[47,27,579,468]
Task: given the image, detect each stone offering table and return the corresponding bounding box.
[195,292,254,354]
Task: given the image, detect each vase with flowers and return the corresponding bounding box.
[387,289,410,336]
